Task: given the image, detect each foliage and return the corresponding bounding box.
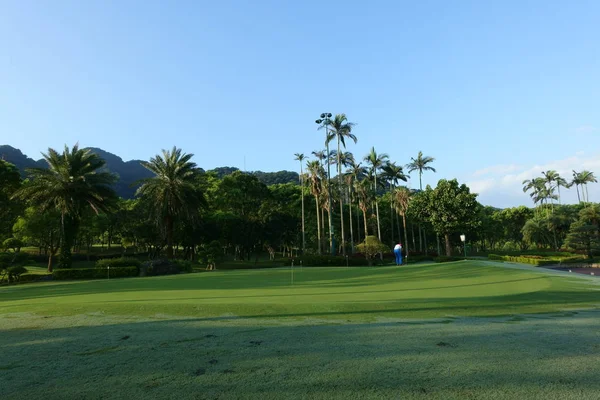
[417,179,480,255]
[136,147,207,259]
[142,259,180,276]
[356,236,389,265]
[488,254,557,266]
[52,266,139,280]
[284,255,366,267]
[172,260,195,273]
[2,238,23,252]
[0,159,22,241]
[96,257,142,269]
[13,144,118,269]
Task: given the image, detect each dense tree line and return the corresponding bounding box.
[1,117,598,272]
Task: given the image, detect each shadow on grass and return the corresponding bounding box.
[2,310,600,399]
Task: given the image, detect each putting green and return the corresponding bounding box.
[1,261,599,399]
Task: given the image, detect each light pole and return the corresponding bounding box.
[316,113,335,256]
[460,234,466,259]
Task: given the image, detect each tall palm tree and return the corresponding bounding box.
[294,153,307,254]
[580,170,597,203]
[325,114,357,256]
[364,147,388,241]
[14,144,118,269]
[307,160,323,254]
[406,152,435,253]
[523,177,547,214]
[406,151,436,191]
[570,171,584,203]
[394,187,411,257]
[356,178,373,239]
[347,161,367,248]
[137,147,206,259]
[312,150,327,240]
[382,162,408,244]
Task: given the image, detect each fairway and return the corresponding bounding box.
[2,261,600,399]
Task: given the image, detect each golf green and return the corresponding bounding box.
[1,261,599,399]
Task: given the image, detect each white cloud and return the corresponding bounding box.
[465,152,600,208]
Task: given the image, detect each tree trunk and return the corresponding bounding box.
[59,215,79,269]
[445,233,452,256]
[338,136,345,256]
[395,209,402,246]
[423,227,428,255]
[362,208,369,239]
[348,186,354,253]
[418,225,422,252]
[315,196,321,254]
[576,185,581,203]
[390,194,395,245]
[374,173,382,240]
[402,215,409,259]
[166,215,174,259]
[300,165,305,254]
[411,224,416,250]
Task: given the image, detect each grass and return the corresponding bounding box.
[1,260,600,399]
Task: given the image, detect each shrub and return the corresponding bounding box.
[6,266,27,283]
[143,259,180,276]
[52,267,138,280]
[18,273,46,283]
[356,236,390,266]
[283,255,367,267]
[173,260,194,273]
[0,252,30,268]
[487,254,555,266]
[2,238,24,252]
[96,257,142,269]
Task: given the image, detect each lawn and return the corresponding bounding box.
[1,261,600,399]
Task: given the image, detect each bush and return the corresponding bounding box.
[0,252,30,268]
[142,259,180,276]
[6,266,27,282]
[487,254,555,266]
[406,255,435,263]
[172,260,194,273]
[18,273,46,283]
[283,255,367,267]
[52,266,138,280]
[96,257,142,269]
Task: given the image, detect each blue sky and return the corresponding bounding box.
[1,1,599,207]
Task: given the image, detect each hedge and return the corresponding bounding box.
[284,255,369,267]
[96,257,142,269]
[488,254,556,266]
[53,266,139,280]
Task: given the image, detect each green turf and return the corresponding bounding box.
[1,261,600,399]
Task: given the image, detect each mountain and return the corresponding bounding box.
[1,145,299,198]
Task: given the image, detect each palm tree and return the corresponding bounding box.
[406,151,436,191]
[523,177,547,214]
[356,178,373,239]
[136,147,206,259]
[580,170,597,203]
[394,187,411,257]
[13,144,118,269]
[325,114,357,256]
[347,161,367,248]
[312,150,327,240]
[294,153,307,254]
[364,147,388,241]
[382,162,408,244]
[307,160,323,254]
[570,171,584,203]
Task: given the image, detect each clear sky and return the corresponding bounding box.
[1,0,599,207]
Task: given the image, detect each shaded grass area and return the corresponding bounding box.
[1,261,600,399]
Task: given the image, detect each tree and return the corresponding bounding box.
[13,144,118,268]
[356,178,373,239]
[326,114,357,256]
[406,151,436,191]
[356,236,389,266]
[0,160,22,241]
[570,171,584,203]
[580,170,597,203]
[294,153,307,254]
[393,187,411,257]
[497,206,533,250]
[522,218,552,248]
[137,147,206,259]
[382,162,408,245]
[307,160,323,254]
[418,179,480,256]
[364,147,388,241]
[346,160,366,249]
